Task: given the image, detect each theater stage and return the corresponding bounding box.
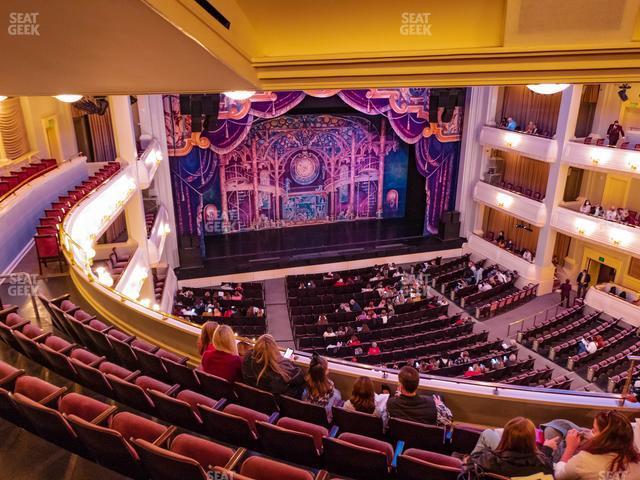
[176,218,465,280]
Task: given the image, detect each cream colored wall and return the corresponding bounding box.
[562,237,640,293]
[578,169,607,203]
[19,96,78,161]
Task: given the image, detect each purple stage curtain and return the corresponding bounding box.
[203,116,253,155]
[415,136,460,235]
[337,90,392,115]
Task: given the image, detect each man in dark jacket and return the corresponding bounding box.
[576,270,591,298]
[607,120,624,146]
[387,366,444,425]
[559,279,572,307]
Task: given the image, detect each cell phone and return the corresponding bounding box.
[491,358,498,365]
[283,348,294,359]
[207,308,213,313]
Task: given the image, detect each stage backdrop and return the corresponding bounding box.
[164,89,464,236]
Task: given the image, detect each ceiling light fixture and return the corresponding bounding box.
[526,84,570,95]
[223,91,255,101]
[53,94,83,103]
[0,96,7,102]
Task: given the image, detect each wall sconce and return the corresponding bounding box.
[496,192,513,209]
[590,156,599,165]
[504,133,520,149]
[575,218,595,236]
[609,228,631,248]
[628,161,638,172]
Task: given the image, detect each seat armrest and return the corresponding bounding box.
[40,386,67,407]
[0,305,19,321]
[91,405,118,425]
[32,332,52,343]
[175,355,189,365]
[223,447,247,470]
[391,440,404,468]
[0,368,24,388]
[124,370,141,382]
[268,412,280,424]
[50,294,71,305]
[59,343,76,355]
[151,425,177,446]
[88,355,106,368]
[314,470,330,480]
[78,315,97,325]
[165,384,180,396]
[9,320,30,331]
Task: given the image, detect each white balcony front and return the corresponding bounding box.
[585,286,640,327]
[136,139,163,189]
[147,204,170,265]
[464,234,554,292]
[562,141,640,176]
[473,181,547,227]
[550,206,640,257]
[479,126,559,162]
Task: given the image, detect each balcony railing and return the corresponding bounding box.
[550,206,640,257]
[137,138,163,189]
[147,204,170,265]
[473,180,547,227]
[479,126,559,162]
[585,286,640,328]
[562,140,640,176]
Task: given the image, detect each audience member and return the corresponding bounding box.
[302,354,342,421]
[580,200,592,214]
[577,269,591,298]
[525,121,538,135]
[606,206,619,221]
[607,120,625,146]
[522,249,533,262]
[555,411,640,479]
[241,334,305,398]
[367,342,381,356]
[387,366,449,426]
[465,417,555,478]
[560,279,572,307]
[506,117,517,130]
[343,376,389,427]
[197,321,219,358]
[201,325,242,382]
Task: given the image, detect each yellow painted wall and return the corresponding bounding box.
[602,175,630,208]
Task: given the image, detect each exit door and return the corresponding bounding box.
[586,258,616,286]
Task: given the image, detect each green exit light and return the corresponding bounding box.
[599,256,605,262]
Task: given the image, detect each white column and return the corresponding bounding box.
[109,95,156,301]
[142,95,180,267]
[533,85,584,294]
[456,86,496,238]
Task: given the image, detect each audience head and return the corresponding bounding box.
[306,353,332,397]
[349,376,376,414]
[496,417,538,455]
[197,321,219,356]
[253,334,290,383]
[398,365,420,396]
[583,411,640,471]
[213,324,238,356]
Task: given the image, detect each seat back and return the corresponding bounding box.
[278,394,329,427]
[451,425,482,454]
[164,359,200,391]
[256,420,321,468]
[132,438,208,480]
[197,404,258,449]
[13,330,46,364]
[195,370,236,401]
[110,337,139,370]
[332,405,384,438]
[234,382,279,414]
[388,417,446,452]
[84,326,115,358]
[67,414,144,479]
[322,436,389,480]
[148,390,203,432]
[134,346,169,381]
[71,359,113,397]
[107,374,155,413]
[38,344,76,379]
[397,448,462,480]
[239,456,314,480]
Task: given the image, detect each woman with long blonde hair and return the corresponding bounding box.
[241,334,305,398]
[201,324,242,382]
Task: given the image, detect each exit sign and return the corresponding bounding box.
[599,256,605,262]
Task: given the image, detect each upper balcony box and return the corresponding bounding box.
[473,181,547,227]
[137,139,163,189]
[147,205,170,265]
[563,141,640,176]
[479,126,559,162]
[550,206,640,257]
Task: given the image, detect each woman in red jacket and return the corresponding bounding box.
[201,324,243,382]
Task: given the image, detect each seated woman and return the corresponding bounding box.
[555,411,640,480]
[580,200,592,214]
[241,334,305,398]
[201,325,242,382]
[301,354,342,421]
[343,376,389,427]
[465,416,554,478]
[197,321,219,361]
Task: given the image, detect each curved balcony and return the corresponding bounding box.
[136,138,163,189]
[57,162,636,426]
[473,180,547,227]
[550,206,640,257]
[479,126,559,162]
[563,141,640,176]
[585,285,640,328]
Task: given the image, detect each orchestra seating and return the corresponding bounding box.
[0,158,57,200]
[0,296,493,480]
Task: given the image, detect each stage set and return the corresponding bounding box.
[164,89,466,277]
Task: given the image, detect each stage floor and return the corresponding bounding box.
[176,218,465,279]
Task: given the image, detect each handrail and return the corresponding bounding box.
[0,164,57,204]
